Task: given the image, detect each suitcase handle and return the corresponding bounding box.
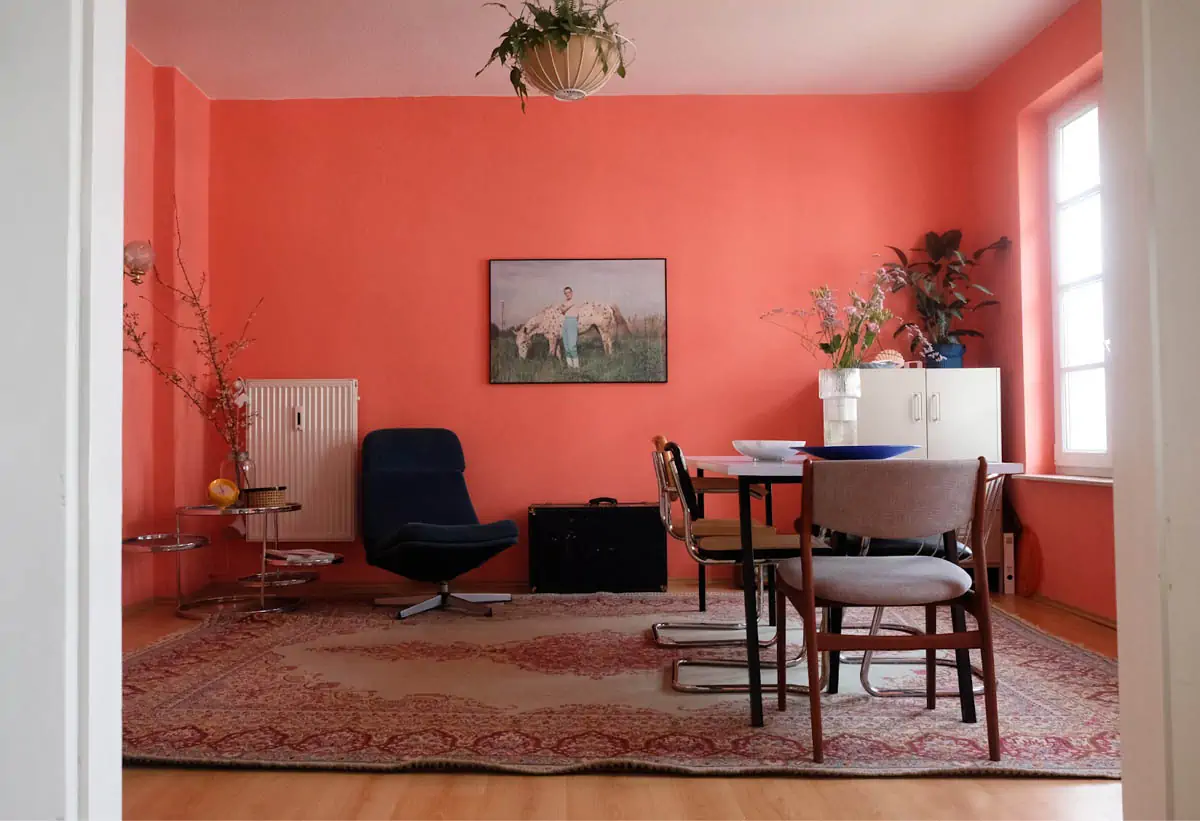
[588,496,618,506]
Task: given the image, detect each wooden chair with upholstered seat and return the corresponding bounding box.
[776,457,1000,763]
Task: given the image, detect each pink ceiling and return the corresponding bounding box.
[129,0,1079,100]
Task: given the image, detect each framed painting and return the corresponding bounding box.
[489,258,667,384]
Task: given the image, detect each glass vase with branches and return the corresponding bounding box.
[122,217,263,489]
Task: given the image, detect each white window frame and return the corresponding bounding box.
[1049,85,1111,476]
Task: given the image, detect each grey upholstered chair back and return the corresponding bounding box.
[809,459,982,540]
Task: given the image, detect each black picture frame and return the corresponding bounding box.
[489,258,668,384]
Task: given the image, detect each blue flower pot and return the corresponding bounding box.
[927,342,965,368]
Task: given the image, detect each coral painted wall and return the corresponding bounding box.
[966,0,1114,620]
[125,0,1118,616]
[122,47,158,604]
[208,93,972,583]
[122,47,217,605]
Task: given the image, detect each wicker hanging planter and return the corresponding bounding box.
[477,1,634,111]
[518,32,632,102]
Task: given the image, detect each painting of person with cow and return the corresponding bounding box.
[490,259,667,384]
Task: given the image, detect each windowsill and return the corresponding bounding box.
[1014,473,1113,487]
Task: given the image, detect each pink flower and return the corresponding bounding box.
[866,321,880,333]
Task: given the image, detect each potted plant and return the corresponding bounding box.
[477,0,632,111]
[884,229,1010,368]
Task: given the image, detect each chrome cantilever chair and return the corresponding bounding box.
[777,457,1001,763]
[650,435,770,613]
[650,440,771,650]
[661,441,829,695]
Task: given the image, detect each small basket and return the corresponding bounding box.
[243,486,287,507]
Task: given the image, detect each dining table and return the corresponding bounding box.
[690,454,1024,727]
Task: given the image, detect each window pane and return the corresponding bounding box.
[1056,193,1102,285]
[1060,280,1106,367]
[1057,106,1100,201]
[1063,367,1107,452]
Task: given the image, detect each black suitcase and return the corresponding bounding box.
[528,498,667,594]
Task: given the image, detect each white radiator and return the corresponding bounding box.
[243,378,359,542]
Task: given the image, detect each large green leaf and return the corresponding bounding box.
[886,245,909,267]
[924,231,944,261]
[940,229,963,255]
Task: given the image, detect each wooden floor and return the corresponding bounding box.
[123,587,1122,821]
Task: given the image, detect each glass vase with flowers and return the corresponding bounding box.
[761,268,936,445]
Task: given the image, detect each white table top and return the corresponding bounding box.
[692,455,1024,478]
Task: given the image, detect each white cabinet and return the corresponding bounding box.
[854,368,1001,462]
[855,369,927,459]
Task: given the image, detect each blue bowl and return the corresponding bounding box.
[793,445,920,460]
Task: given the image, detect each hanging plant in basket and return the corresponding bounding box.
[477,0,634,111]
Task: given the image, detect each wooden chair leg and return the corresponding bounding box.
[925,605,937,710]
[767,565,778,627]
[826,606,843,694]
[978,605,1002,760]
[776,585,787,711]
[950,604,977,724]
[801,593,823,763]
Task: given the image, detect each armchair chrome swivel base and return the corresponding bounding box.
[375,582,511,620]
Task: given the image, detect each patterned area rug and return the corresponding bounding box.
[123,593,1120,777]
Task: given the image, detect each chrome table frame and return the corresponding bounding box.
[122,532,211,619]
[175,502,309,615]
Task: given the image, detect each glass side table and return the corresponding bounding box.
[122,532,211,619]
[176,502,310,615]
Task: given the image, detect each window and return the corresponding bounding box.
[1050,89,1109,475]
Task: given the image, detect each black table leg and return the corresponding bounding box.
[738,476,764,727]
[696,468,707,612]
[826,606,844,693]
[765,484,774,526]
[951,604,978,723]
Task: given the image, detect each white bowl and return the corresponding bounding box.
[732,440,806,461]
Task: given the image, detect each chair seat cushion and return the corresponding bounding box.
[790,519,973,561]
[777,555,973,606]
[677,518,770,538]
[695,534,834,563]
[387,519,519,548]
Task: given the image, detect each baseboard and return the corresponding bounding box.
[122,596,160,616]
[1030,594,1117,629]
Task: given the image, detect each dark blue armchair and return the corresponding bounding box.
[362,428,518,619]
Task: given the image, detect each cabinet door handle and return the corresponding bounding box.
[929,392,941,422]
[912,393,922,422]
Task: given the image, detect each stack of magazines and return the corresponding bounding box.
[264,548,339,565]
